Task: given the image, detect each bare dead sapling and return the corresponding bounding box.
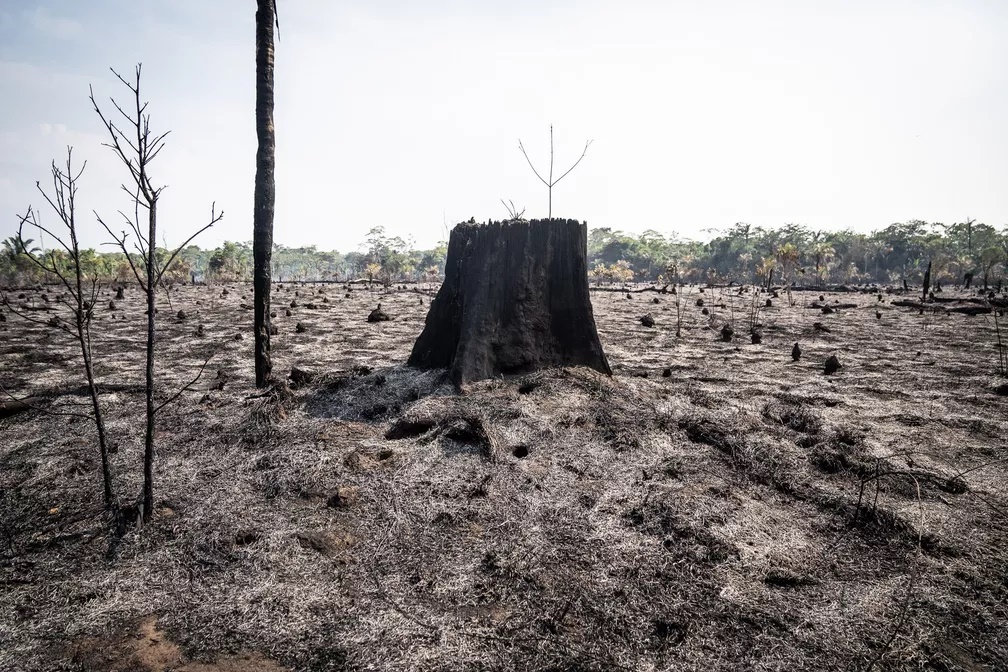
[2,150,119,514]
[666,263,691,339]
[518,125,592,219]
[92,64,222,521]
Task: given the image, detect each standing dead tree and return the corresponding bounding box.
[92,64,222,522]
[3,150,119,513]
[253,0,278,388]
[518,125,592,219]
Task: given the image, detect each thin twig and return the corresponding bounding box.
[155,351,216,413]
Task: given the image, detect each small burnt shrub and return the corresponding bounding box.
[761,399,823,436]
[808,443,871,477]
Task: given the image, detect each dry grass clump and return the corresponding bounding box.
[761,397,824,437]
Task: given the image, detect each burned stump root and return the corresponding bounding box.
[408,218,611,387]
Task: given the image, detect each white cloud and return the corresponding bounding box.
[24,6,82,40]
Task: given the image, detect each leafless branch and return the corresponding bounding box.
[97,216,146,289]
[154,350,216,414]
[552,139,593,186]
[517,139,550,188]
[155,202,223,285]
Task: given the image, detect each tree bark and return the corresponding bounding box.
[143,200,156,520]
[253,0,276,387]
[408,218,611,388]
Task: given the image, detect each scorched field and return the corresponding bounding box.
[1,281,1006,672]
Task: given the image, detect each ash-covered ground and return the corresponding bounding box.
[1,282,1006,671]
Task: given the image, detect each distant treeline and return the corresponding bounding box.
[586,220,1007,289]
[3,219,1006,288]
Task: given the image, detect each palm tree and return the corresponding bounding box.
[2,236,43,283]
[757,255,776,289]
[776,243,800,305]
[812,241,835,287]
[253,0,278,387]
[3,236,41,259]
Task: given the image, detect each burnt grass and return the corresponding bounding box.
[1,282,1007,671]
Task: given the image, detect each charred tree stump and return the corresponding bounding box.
[408,219,611,388]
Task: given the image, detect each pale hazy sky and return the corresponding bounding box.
[1,0,1006,251]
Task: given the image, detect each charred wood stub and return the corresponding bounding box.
[367,304,391,323]
[408,218,611,388]
[824,354,841,375]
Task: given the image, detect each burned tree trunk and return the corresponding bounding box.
[252,0,276,387]
[408,218,611,388]
[922,260,931,302]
